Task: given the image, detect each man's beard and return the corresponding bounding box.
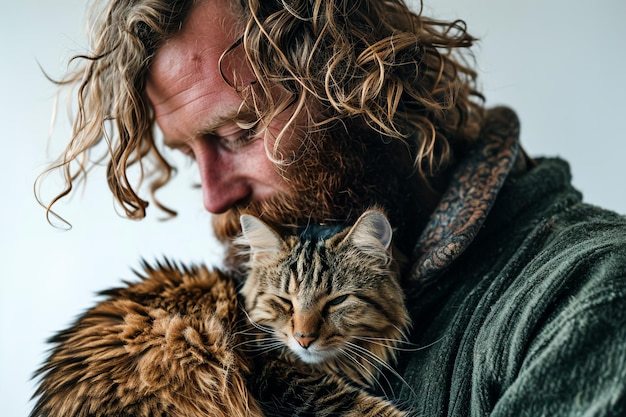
[212,121,432,272]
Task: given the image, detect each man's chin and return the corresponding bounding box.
[212,192,331,274]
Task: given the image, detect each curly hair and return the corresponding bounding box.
[36,0,484,223]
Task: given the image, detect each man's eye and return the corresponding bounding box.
[220,128,257,150]
[233,130,255,145]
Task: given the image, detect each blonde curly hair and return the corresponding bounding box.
[36,0,484,223]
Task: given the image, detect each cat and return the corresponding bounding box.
[238,209,411,416]
[30,209,411,417]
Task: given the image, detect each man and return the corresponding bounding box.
[33,0,626,416]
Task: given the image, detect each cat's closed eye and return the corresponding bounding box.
[262,295,293,316]
[326,294,349,308]
[273,296,293,312]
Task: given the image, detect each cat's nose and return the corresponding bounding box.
[294,332,318,349]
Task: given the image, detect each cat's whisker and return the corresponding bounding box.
[232,331,268,341]
[412,335,446,351]
[239,308,275,334]
[233,335,268,343]
[236,338,286,356]
[233,333,282,348]
[355,334,445,352]
[339,345,394,399]
[345,341,419,400]
[345,341,391,369]
[231,337,268,349]
[393,325,411,338]
[233,326,267,335]
[343,342,397,398]
[352,336,422,352]
[247,344,285,357]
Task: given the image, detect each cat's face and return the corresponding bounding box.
[238,210,409,369]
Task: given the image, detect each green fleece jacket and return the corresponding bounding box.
[395,155,626,416]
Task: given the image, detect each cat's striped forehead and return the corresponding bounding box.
[282,236,338,296]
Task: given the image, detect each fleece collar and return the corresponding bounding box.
[407,106,524,289]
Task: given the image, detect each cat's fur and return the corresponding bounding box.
[31,210,410,417]
[30,260,263,417]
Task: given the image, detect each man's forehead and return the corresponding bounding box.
[143,0,256,140]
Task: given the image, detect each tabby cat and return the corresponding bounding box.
[239,209,411,416]
[31,210,410,417]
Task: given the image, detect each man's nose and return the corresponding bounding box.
[191,142,251,214]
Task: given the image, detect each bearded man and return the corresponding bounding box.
[32,0,626,416]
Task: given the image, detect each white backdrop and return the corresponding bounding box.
[2,1,625,415]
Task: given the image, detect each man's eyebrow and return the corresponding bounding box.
[194,109,259,137]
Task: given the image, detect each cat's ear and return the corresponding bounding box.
[343,210,393,257]
[238,215,283,260]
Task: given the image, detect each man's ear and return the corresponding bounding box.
[237,214,283,261]
[342,209,393,258]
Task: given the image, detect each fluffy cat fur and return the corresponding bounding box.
[31,210,411,417]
